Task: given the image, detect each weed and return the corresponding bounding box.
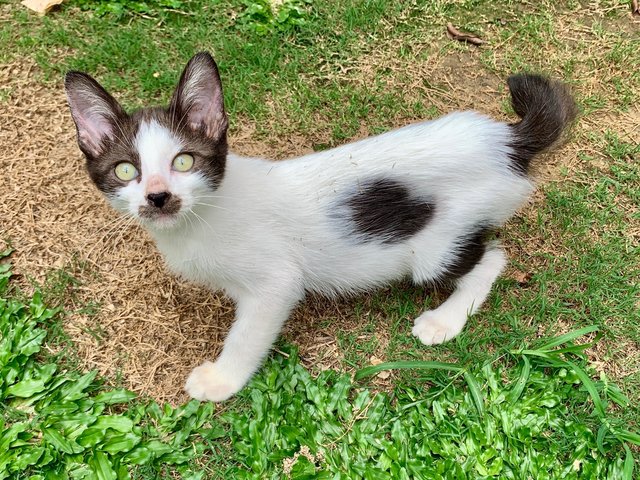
[1,261,638,478]
[73,0,186,17]
[239,0,314,35]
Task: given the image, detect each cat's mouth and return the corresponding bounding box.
[138,197,183,229]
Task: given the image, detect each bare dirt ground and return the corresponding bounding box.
[1,9,639,403]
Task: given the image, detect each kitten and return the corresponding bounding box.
[65,52,576,402]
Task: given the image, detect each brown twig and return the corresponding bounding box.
[446,23,486,46]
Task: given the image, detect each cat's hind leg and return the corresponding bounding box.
[412,244,506,345]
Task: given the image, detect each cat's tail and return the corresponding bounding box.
[507,74,577,175]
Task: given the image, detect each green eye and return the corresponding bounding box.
[114,162,138,181]
[172,153,194,172]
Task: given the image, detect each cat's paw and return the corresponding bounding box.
[185,361,240,402]
[412,310,464,346]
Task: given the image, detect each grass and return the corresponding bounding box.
[2,0,639,477]
[1,255,638,478]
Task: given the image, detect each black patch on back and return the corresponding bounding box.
[343,178,434,244]
[441,227,491,282]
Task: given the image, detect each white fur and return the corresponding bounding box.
[412,246,506,345]
[115,112,534,401]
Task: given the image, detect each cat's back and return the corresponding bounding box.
[273,111,512,184]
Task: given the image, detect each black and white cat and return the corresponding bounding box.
[65,52,575,402]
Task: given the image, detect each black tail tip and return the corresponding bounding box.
[507,73,577,125]
[507,73,578,175]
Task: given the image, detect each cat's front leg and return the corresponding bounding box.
[185,284,302,402]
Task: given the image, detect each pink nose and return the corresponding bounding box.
[146,175,169,195]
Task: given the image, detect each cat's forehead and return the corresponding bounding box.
[134,116,183,174]
[127,108,221,159]
[86,106,226,194]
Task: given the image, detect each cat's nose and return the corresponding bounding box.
[147,192,171,208]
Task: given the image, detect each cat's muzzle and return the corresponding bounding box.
[138,194,183,227]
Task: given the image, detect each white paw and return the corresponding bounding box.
[412,310,465,346]
[184,361,240,402]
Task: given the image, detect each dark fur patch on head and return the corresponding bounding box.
[80,107,227,196]
[341,178,435,244]
[84,116,141,196]
[507,74,577,175]
[440,227,491,282]
[66,52,228,197]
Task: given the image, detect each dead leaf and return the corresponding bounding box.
[633,0,640,16]
[369,355,383,366]
[369,356,390,379]
[446,23,486,46]
[512,270,533,286]
[21,0,64,15]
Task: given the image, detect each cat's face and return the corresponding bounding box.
[65,52,228,231]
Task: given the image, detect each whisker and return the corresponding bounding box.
[85,212,137,258]
[88,213,133,243]
[193,194,235,201]
[191,210,215,233]
[183,209,196,232]
[111,118,137,152]
[90,213,131,235]
[193,194,227,198]
[193,202,229,211]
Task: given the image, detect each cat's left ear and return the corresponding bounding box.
[170,52,228,141]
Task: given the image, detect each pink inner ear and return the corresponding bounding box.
[173,57,227,140]
[189,103,221,135]
[74,109,115,156]
[186,92,226,140]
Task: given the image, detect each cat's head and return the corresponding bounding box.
[65,52,228,230]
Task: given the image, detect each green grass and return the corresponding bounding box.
[2,0,639,477]
[1,255,638,479]
[4,0,637,133]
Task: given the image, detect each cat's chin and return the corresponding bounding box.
[141,213,182,231]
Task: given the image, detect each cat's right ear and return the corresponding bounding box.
[65,72,126,158]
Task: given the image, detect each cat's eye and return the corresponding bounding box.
[114,162,138,181]
[173,153,194,172]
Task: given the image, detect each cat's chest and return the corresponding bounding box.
[153,233,226,287]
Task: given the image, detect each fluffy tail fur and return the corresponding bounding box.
[507,74,577,175]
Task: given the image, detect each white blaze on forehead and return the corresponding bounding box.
[135,119,183,179]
